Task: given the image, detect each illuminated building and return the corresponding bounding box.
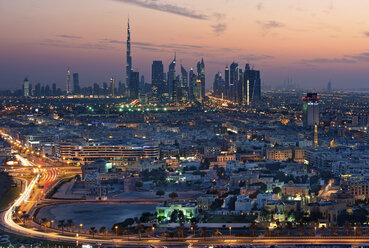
[244,64,261,106]
[129,71,139,100]
[23,77,30,97]
[73,73,80,94]
[126,18,132,93]
[109,77,115,97]
[197,58,205,99]
[303,92,320,128]
[66,67,71,94]
[156,202,198,221]
[167,54,176,101]
[151,60,164,99]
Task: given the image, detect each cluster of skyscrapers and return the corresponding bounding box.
[21,19,262,106]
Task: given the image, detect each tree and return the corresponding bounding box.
[170,209,186,224]
[156,190,165,197]
[89,227,97,238]
[330,224,339,235]
[169,192,178,200]
[285,222,293,235]
[296,224,306,235]
[99,226,108,235]
[249,222,258,236]
[135,181,143,188]
[272,187,282,195]
[135,223,144,239]
[199,227,208,239]
[67,219,75,231]
[210,198,224,210]
[58,220,66,234]
[40,218,49,232]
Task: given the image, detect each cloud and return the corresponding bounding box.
[58,34,82,39]
[114,0,207,20]
[256,2,263,11]
[258,20,284,29]
[240,54,274,61]
[302,52,369,64]
[40,39,111,50]
[211,23,227,35]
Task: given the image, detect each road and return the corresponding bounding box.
[2,155,369,247]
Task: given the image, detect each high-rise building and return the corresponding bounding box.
[168,54,176,101]
[73,73,80,94]
[66,67,71,94]
[225,65,229,98]
[197,58,205,100]
[110,77,115,97]
[126,19,132,93]
[229,62,238,102]
[129,71,139,100]
[244,64,261,105]
[302,92,320,128]
[313,124,318,148]
[52,83,56,96]
[23,77,30,97]
[152,60,164,98]
[327,81,332,92]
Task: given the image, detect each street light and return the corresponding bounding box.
[51,220,54,228]
[152,226,155,236]
[115,225,118,236]
[229,226,232,236]
[79,223,83,232]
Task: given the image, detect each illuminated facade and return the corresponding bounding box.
[303,92,320,128]
[156,202,198,221]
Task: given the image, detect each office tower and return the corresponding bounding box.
[197,58,205,100]
[244,64,261,106]
[103,82,108,95]
[314,124,318,148]
[93,83,100,95]
[45,85,50,96]
[229,62,238,102]
[179,65,188,103]
[73,73,80,94]
[52,83,56,96]
[168,54,176,101]
[23,77,30,97]
[129,71,139,100]
[126,19,132,92]
[225,65,229,98]
[140,75,145,93]
[66,67,71,94]
[302,92,320,128]
[181,65,188,87]
[110,77,115,97]
[151,61,164,98]
[188,68,195,102]
[213,72,222,98]
[35,83,41,97]
[236,67,243,104]
[327,81,332,92]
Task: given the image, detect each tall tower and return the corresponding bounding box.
[152,60,164,98]
[168,53,176,101]
[110,77,115,97]
[23,77,30,97]
[302,92,320,128]
[66,67,71,94]
[73,73,79,94]
[126,18,132,92]
[313,123,318,148]
[197,58,205,100]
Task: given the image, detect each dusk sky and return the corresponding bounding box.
[1,0,369,90]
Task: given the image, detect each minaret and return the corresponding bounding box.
[314,123,318,148]
[126,18,132,92]
[66,67,71,95]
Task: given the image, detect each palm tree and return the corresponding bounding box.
[135,223,144,240]
[264,227,270,236]
[356,224,363,236]
[58,220,65,234]
[213,228,222,236]
[199,227,208,240]
[285,222,293,235]
[89,227,97,238]
[296,224,306,236]
[343,222,353,235]
[175,224,185,238]
[122,228,130,240]
[249,222,258,236]
[67,219,75,232]
[162,231,169,240]
[330,224,339,235]
[40,218,48,232]
[99,226,108,235]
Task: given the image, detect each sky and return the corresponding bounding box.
[1,0,369,91]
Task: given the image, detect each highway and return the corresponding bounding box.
[2,155,369,247]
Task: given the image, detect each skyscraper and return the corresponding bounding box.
[225,65,229,98]
[110,77,115,97]
[327,81,332,92]
[152,60,164,98]
[302,92,320,128]
[229,62,238,102]
[66,67,71,94]
[167,54,176,101]
[244,64,261,105]
[23,77,30,97]
[126,19,132,92]
[129,71,139,100]
[73,73,80,94]
[197,58,205,100]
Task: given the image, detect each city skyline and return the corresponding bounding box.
[1,0,369,90]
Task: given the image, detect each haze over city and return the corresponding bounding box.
[1,0,369,90]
